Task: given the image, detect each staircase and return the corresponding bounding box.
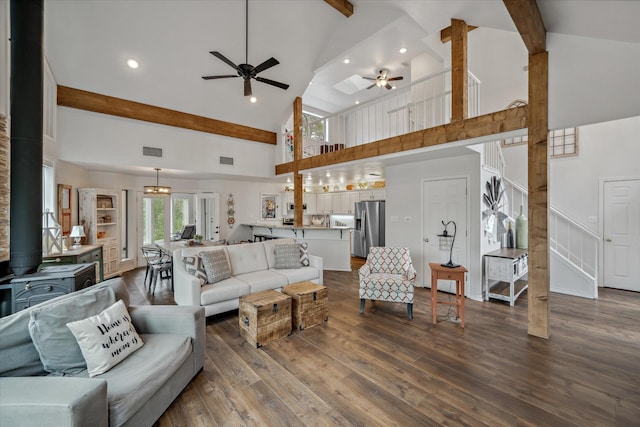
[484,141,600,299]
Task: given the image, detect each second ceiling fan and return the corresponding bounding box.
[202,0,289,97]
[363,68,403,90]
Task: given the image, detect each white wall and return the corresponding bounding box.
[57,107,277,179]
[503,115,640,234]
[548,33,640,130]
[386,151,484,301]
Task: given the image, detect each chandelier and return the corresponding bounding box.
[144,168,171,195]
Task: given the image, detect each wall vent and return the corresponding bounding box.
[143,146,163,157]
[220,156,234,165]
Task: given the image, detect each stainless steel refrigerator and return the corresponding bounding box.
[352,200,385,258]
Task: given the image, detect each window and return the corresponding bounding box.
[142,197,166,245]
[171,196,190,234]
[500,100,578,158]
[42,161,55,216]
[302,111,327,141]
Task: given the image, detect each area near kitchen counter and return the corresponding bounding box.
[242,223,352,272]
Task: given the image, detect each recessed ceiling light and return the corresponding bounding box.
[339,177,344,183]
[343,58,350,64]
[126,59,139,69]
[326,171,331,177]
[250,96,257,103]
[391,85,397,90]
[399,47,407,54]
[355,100,360,105]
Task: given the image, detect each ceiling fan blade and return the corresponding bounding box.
[385,83,393,90]
[202,75,239,80]
[362,77,376,81]
[366,83,376,89]
[388,76,403,81]
[252,57,280,75]
[244,79,252,97]
[255,76,289,90]
[210,51,241,72]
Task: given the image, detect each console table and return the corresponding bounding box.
[483,248,528,306]
[42,244,104,282]
[429,263,467,328]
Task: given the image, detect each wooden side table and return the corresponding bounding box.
[429,263,468,328]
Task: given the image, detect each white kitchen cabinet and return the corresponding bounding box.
[359,189,385,201]
[304,192,317,214]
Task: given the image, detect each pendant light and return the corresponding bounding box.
[144,168,171,195]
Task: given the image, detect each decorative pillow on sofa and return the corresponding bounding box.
[66,300,144,378]
[183,255,207,286]
[299,242,310,266]
[28,285,116,375]
[275,244,302,269]
[200,250,232,284]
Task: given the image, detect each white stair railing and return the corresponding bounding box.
[503,177,599,282]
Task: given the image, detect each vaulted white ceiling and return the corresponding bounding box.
[43,0,640,183]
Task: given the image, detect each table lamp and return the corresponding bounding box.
[69,225,86,248]
[437,220,459,268]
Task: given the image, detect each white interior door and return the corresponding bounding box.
[423,178,468,294]
[196,193,220,241]
[604,179,640,291]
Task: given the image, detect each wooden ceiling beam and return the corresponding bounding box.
[324,0,353,17]
[503,0,546,54]
[57,85,277,145]
[440,25,477,43]
[275,106,528,175]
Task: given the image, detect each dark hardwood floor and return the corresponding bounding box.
[123,264,640,426]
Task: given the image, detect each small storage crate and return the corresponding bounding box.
[239,290,291,348]
[282,281,328,331]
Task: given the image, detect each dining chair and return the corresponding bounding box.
[140,245,173,294]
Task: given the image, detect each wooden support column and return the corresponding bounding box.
[293,96,303,227]
[527,51,549,338]
[450,19,468,121]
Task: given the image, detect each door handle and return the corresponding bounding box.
[423,237,429,242]
[605,238,612,242]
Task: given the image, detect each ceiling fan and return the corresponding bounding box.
[201,0,289,97]
[363,68,403,90]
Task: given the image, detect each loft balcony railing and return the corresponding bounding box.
[291,69,480,160]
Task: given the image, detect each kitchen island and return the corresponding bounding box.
[242,224,352,271]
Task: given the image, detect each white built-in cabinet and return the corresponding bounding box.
[358,189,386,201]
[78,188,121,279]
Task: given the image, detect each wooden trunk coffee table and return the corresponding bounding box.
[239,289,292,348]
[282,281,328,331]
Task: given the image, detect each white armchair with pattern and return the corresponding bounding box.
[359,247,417,320]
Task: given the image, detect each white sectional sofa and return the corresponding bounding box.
[173,238,323,317]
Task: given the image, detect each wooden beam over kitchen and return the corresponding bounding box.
[57,85,277,145]
[503,0,546,54]
[324,0,353,17]
[275,106,528,175]
[293,96,304,227]
[527,50,550,339]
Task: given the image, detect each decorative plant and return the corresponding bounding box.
[482,176,510,242]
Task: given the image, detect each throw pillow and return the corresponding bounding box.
[66,300,144,378]
[183,255,207,286]
[299,242,310,266]
[275,244,302,269]
[199,250,232,284]
[28,285,116,375]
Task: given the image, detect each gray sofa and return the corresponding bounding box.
[173,238,323,317]
[0,277,205,427]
